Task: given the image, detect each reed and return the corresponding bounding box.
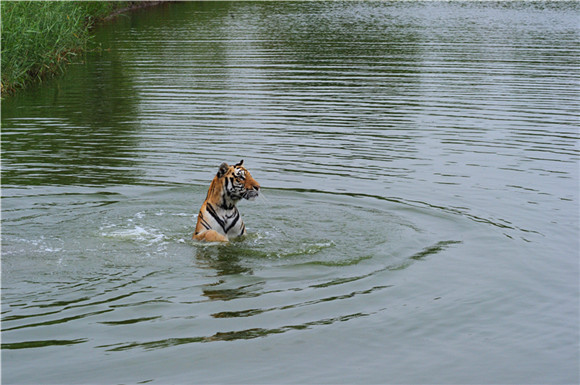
[1,1,125,96]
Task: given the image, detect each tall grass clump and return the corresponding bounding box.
[1,1,120,95]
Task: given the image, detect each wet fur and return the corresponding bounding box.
[193,160,260,242]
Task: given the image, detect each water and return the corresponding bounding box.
[2,2,579,383]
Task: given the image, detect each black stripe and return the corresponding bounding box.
[239,223,246,237]
[199,213,211,230]
[220,201,234,210]
[206,203,226,232]
[225,210,240,233]
[225,177,233,194]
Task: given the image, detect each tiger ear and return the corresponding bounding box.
[217,162,229,178]
[235,159,244,167]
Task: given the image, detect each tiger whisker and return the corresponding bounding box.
[258,191,268,203]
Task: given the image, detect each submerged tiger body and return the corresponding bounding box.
[193,160,260,242]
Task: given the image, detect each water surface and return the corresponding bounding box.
[2,2,579,384]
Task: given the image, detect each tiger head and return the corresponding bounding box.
[215,160,260,203]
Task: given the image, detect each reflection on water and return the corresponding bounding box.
[101,310,372,352]
[1,47,142,186]
[2,1,579,384]
[196,245,255,277]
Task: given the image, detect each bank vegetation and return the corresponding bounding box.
[1,1,162,97]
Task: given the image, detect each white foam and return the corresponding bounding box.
[102,225,167,245]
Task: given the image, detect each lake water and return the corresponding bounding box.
[2,2,579,383]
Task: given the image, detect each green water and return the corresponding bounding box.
[2,2,579,383]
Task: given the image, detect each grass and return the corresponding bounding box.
[1,1,130,96]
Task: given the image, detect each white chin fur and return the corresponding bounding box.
[244,192,259,201]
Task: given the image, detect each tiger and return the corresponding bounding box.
[193,160,260,242]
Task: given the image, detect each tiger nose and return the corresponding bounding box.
[253,185,260,191]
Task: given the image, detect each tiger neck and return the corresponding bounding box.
[207,177,238,211]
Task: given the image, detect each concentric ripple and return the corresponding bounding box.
[3,187,469,354]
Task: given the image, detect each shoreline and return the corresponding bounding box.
[1,1,170,97]
[101,1,169,22]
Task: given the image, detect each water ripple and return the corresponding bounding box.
[1,2,578,384]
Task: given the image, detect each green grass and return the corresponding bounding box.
[1,1,128,96]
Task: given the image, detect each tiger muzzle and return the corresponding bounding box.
[243,185,260,200]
